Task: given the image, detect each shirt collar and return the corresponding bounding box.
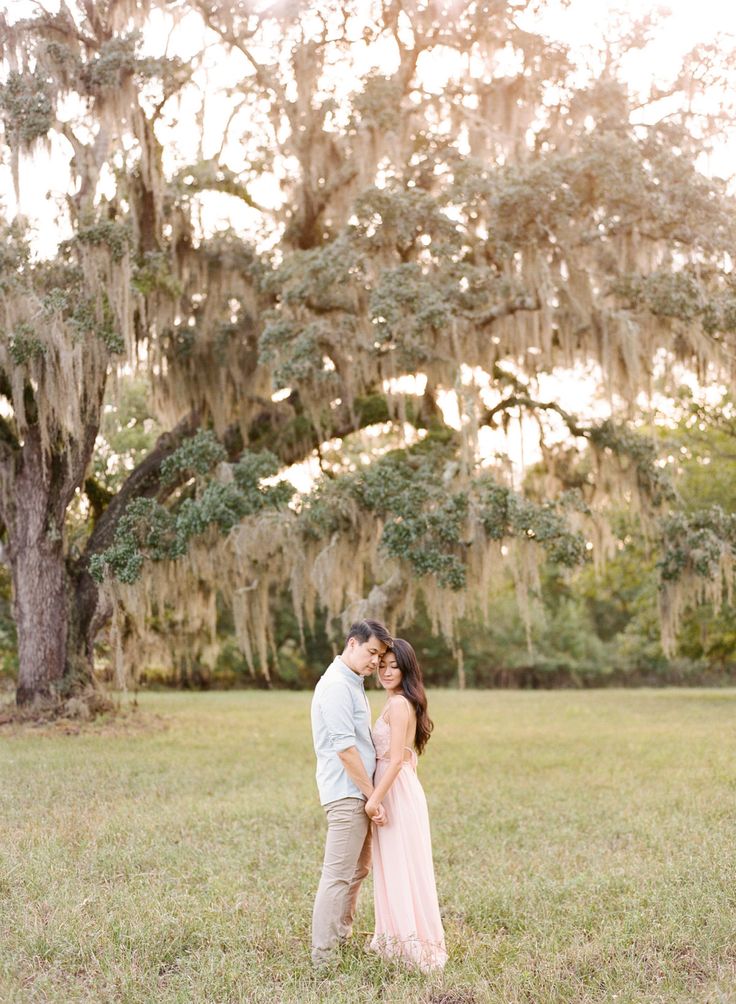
[332,656,365,687]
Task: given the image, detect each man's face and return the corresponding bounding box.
[347,635,387,676]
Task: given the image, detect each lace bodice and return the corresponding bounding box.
[372,714,392,759]
[372,713,417,766]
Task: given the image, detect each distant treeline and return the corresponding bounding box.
[131,576,736,690]
[1,519,734,694]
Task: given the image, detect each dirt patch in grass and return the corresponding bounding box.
[422,990,478,1004]
[0,698,168,737]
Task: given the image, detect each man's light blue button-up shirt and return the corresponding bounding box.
[311,656,376,806]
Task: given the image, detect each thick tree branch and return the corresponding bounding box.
[72,411,210,655]
[464,295,541,327]
[245,388,447,467]
[82,386,430,565]
[484,394,588,438]
[84,410,201,558]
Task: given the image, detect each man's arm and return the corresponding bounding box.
[336,748,386,825]
[319,682,387,824]
[336,746,375,798]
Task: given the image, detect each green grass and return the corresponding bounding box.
[1,689,736,1003]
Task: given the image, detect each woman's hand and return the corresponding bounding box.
[365,797,386,826]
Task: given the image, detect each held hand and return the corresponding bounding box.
[365,797,386,826]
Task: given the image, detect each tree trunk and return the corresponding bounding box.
[12,533,70,705]
[10,430,63,703]
[7,428,97,707]
[12,548,101,707]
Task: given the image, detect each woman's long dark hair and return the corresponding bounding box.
[391,638,434,755]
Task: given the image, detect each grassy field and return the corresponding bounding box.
[1,689,736,1004]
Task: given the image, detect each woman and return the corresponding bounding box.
[366,638,447,972]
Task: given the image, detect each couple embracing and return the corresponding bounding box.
[310,618,447,972]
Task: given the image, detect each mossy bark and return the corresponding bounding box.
[7,427,94,706]
[12,536,70,705]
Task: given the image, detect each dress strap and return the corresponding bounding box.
[380,693,405,722]
[377,698,417,763]
[376,743,417,764]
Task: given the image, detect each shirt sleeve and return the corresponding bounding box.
[318,681,357,752]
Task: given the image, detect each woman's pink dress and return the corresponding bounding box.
[370,711,447,972]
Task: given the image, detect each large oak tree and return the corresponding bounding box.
[1,0,735,707]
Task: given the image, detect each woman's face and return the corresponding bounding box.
[378,651,403,693]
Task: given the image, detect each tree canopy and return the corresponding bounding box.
[1,0,735,706]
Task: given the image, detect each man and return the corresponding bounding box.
[310,618,392,967]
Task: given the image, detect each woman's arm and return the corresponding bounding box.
[365,697,411,818]
[337,747,386,825]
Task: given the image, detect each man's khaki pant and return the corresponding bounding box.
[311,796,372,966]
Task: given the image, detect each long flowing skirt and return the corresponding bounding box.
[370,761,447,971]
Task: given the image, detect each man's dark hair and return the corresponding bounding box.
[344,619,392,648]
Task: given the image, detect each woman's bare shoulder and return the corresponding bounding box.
[389,693,414,716]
